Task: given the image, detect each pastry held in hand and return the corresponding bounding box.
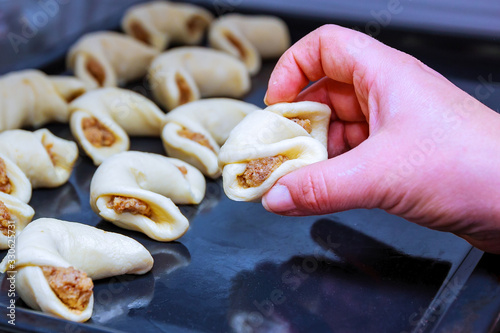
[149,47,250,110]
[219,102,331,201]
[209,14,290,75]
[0,218,153,322]
[69,87,166,165]
[0,191,34,250]
[162,98,259,178]
[122,1,213,51]
[67,31,159,89]
[0,70,86,131]
[90,151,206,241]
[0,129,78,188]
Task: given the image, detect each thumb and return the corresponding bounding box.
[262,139,391,215]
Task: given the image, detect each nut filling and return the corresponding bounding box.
[107,196,152,217]
[237,155,289,188]
[0,200,11,236]
[130,21,150,45]
[290,118,312,133]
[224,31,247,60]
[175,74,192,105]
[82,117,116,148]
[177,166,188,176]
[0,158,12,194]
[85,57,106,87]
[187,15,206,34]
[41,266,93,312]
[177,128,215,152]
[43,142,57,166]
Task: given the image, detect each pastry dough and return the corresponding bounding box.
[219,102,331,201]
[67,31,159,89]
[69,87,166,165]
[161,98,259,178]
[90,151,206,241]
[0,152,31,203]
[0,191,34,249]
[0,70,86,131]
[149,47,251,110]
[0,129,78,188]
[122,1,213,51]
[0,218,153,322]
[209,14,290,75]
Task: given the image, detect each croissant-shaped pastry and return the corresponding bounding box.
[161,98,259,178]
[0,152,31,203]
[0,129,78,188]
[0,218,153,322]
[209,14,291,75]
[0,70,86,131]
[149,47,251,110]
[69,87,166,165]
[67,31,159,89]
[219,102,331,201]
[90,151,206,241]
[122,1,213,51]
[0,191,34,249]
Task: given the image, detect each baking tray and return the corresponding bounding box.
[0,1,499,332]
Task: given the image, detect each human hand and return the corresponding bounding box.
[262,24,500,253]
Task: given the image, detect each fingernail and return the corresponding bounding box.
[262,184,296,213]
[263,91,269,105]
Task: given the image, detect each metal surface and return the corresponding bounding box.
[0,1,500,332]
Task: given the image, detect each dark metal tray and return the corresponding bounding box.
[1,1,500,332]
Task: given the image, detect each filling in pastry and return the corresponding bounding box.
[130,21,150,46]
[43,142,57,166]
[0,200,11,236]
[41,266,93,312]
[177,166,188,176]
[290,118,312,133]
[82,117,116,148]
[86,57,106,87]
[224,31,247,60]
[65,89,86,103]
[107,195,152,217]
[186,15,207,35]
[237,155,289,188]
[175,74,193,105]
[177,128,215,152]
[0,158,12,194]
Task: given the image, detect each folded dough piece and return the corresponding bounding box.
[162,98,259,178]
[0,191,34,249]
[149,47,250,110]
[0,70,86,131]
[219,102,331,201]
[209,14,291,75]
[90,151,206,241]
[122,1,213,51]
[0,152,31,203]
[0,218,154,322]
[69,87,166,165]
[67,31,159,89]
[0,129,78,188]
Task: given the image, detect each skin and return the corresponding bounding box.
[262,24,500,254]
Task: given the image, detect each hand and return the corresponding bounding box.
[262,24,500,254]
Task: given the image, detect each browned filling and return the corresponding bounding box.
[43,142,57,166]
[177,166,188,176]
[290,118,312,133]
[0,158,12,195]
[177,128,215,152]
[107,196,152,217]
[237,155,289,188]
[186,15,206,35]
[86,57,106,87]
[175,74,192,105]
[130,21,150,45]
[41,266,93,312]
[224,31,247,60]
[82,117,116,148]
[65,89,86,103]
[0,200,11,236]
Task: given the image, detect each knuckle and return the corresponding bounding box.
[296,171,329,213]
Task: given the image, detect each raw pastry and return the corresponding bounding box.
[122,1,213,50]
[0,152,32,203]
[69,87,166,165]
[0,129,78,188]
[67,31,159,89]
[209,14,290,75]
[0,218,153,322]
[0,191,34,250]
[90,151,206,241]
[0,69,86,131]
[161,98,259,178]
[219,102,331,201]
[149,47,250,110]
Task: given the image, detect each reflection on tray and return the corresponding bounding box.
[30,182,81,218]
[229,218,451,333]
